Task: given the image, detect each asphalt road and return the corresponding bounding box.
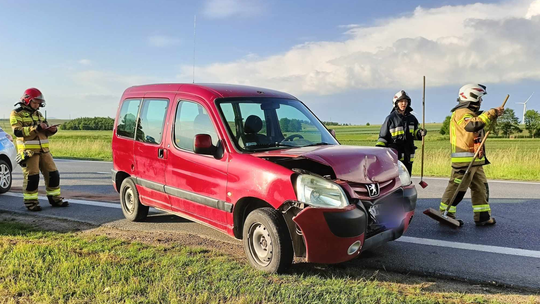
[1,159,539,290]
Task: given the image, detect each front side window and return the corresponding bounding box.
[135,99,169,144]
[174,100,218,152]
[117,99,141,139]
[217,98,338,152]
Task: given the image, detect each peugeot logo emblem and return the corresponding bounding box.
[365,183,380,198]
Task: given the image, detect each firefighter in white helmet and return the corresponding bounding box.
[439,84,503,226]
[376,90,426,175]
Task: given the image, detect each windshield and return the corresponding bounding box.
[217,98,339,151]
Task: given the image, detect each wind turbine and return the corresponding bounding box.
[516,92,534,124]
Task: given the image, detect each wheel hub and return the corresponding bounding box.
[249,223,273,266]
[0,164,10,189]
[124,188,134,213]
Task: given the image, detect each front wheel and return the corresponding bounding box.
[0,159,12,194]
[242,208,293,273]
[120,178,149,221]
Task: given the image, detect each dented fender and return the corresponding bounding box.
[293,204,367,264]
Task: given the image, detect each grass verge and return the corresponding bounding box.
[0,218,539,304]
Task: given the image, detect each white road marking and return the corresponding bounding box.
[96,172,110,174]
[414,176,540,185]
[397,236,540,259]
[3,192,121,208]
[4,192,539,259]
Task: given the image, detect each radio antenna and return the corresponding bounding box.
[192,15,197,83]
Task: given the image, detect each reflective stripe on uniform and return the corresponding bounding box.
[472,204,491,212]
[16,139,49,150]
[23,192,39,200]
[439,202,457,213]
[451,152,485,163]
[22,139,49,145]
[451,112,457,153]
[454,178,462,184]
[23,127,32,136]
[376,141,386,147]
[390,126,404,137]
[46,189,61,196]
[452,156,485,163]
[457,114,474,125]
[19,144,49,150]
[10,116,21,124]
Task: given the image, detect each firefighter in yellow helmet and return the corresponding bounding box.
[439,84,503,226]
[10,88,69,211]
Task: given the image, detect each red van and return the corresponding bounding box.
[112,83,417,273]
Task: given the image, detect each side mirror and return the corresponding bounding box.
[329,129,336,138]
[194,134,217,156]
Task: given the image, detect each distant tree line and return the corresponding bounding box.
[60,117,115,130]
[322,121,352,126]
[439,108,540,138]
[279,118,304,132]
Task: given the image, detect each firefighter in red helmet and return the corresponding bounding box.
[10,88,68,211]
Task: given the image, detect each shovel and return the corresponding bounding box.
[419,76,428,188]
[423,94,509,228]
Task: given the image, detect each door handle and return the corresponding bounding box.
[158,148,166,159]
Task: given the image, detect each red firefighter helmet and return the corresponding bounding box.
[20,88,45,107]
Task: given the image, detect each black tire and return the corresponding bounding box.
[119,178,149,222]
[0,159,12,194]
[242,207,293,273]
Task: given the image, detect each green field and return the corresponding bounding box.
[0,220,536,304]
[1,120,539,181]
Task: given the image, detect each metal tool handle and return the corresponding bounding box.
[420,76,426,180]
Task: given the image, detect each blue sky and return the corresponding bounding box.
[1,0,539,124]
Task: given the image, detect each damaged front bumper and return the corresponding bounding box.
[291,184,417,264]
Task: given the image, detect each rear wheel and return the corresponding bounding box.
[120,178,149,221]
[0,159,12,194]
[242,207,293,273]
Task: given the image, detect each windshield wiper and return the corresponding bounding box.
[303,142,334,147]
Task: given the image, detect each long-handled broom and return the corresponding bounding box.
[423,95,509,228]
[419,76,428,188]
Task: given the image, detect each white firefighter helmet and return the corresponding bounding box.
[392,90,411,107]
[458,84,487,103]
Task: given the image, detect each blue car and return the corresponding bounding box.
[0,126,16,193]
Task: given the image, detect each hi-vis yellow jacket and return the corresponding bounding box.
[450,107,497,168]
[10,105,57,154]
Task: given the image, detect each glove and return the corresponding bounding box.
[16,150,34,166]
[418,129,427,137]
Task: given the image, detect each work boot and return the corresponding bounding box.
[48,196,69,207]
[475,217,496,226]
[27,205,42,212]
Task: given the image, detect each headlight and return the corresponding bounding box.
[295,174,349,208]
[397,161,412,186]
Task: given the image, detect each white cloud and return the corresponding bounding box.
[148,35,181,47]
[181,0,540,96]
[202,0,264,19]
[78,59,91,65]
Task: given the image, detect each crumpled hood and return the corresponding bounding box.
[252,145,399,183]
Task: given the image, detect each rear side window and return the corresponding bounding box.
[136,99,169,144]
[117,99,141,139]
[174,100,218,152]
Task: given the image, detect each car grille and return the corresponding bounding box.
[348,179,396,199]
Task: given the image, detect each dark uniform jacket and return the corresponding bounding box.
[376,108,422,164]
